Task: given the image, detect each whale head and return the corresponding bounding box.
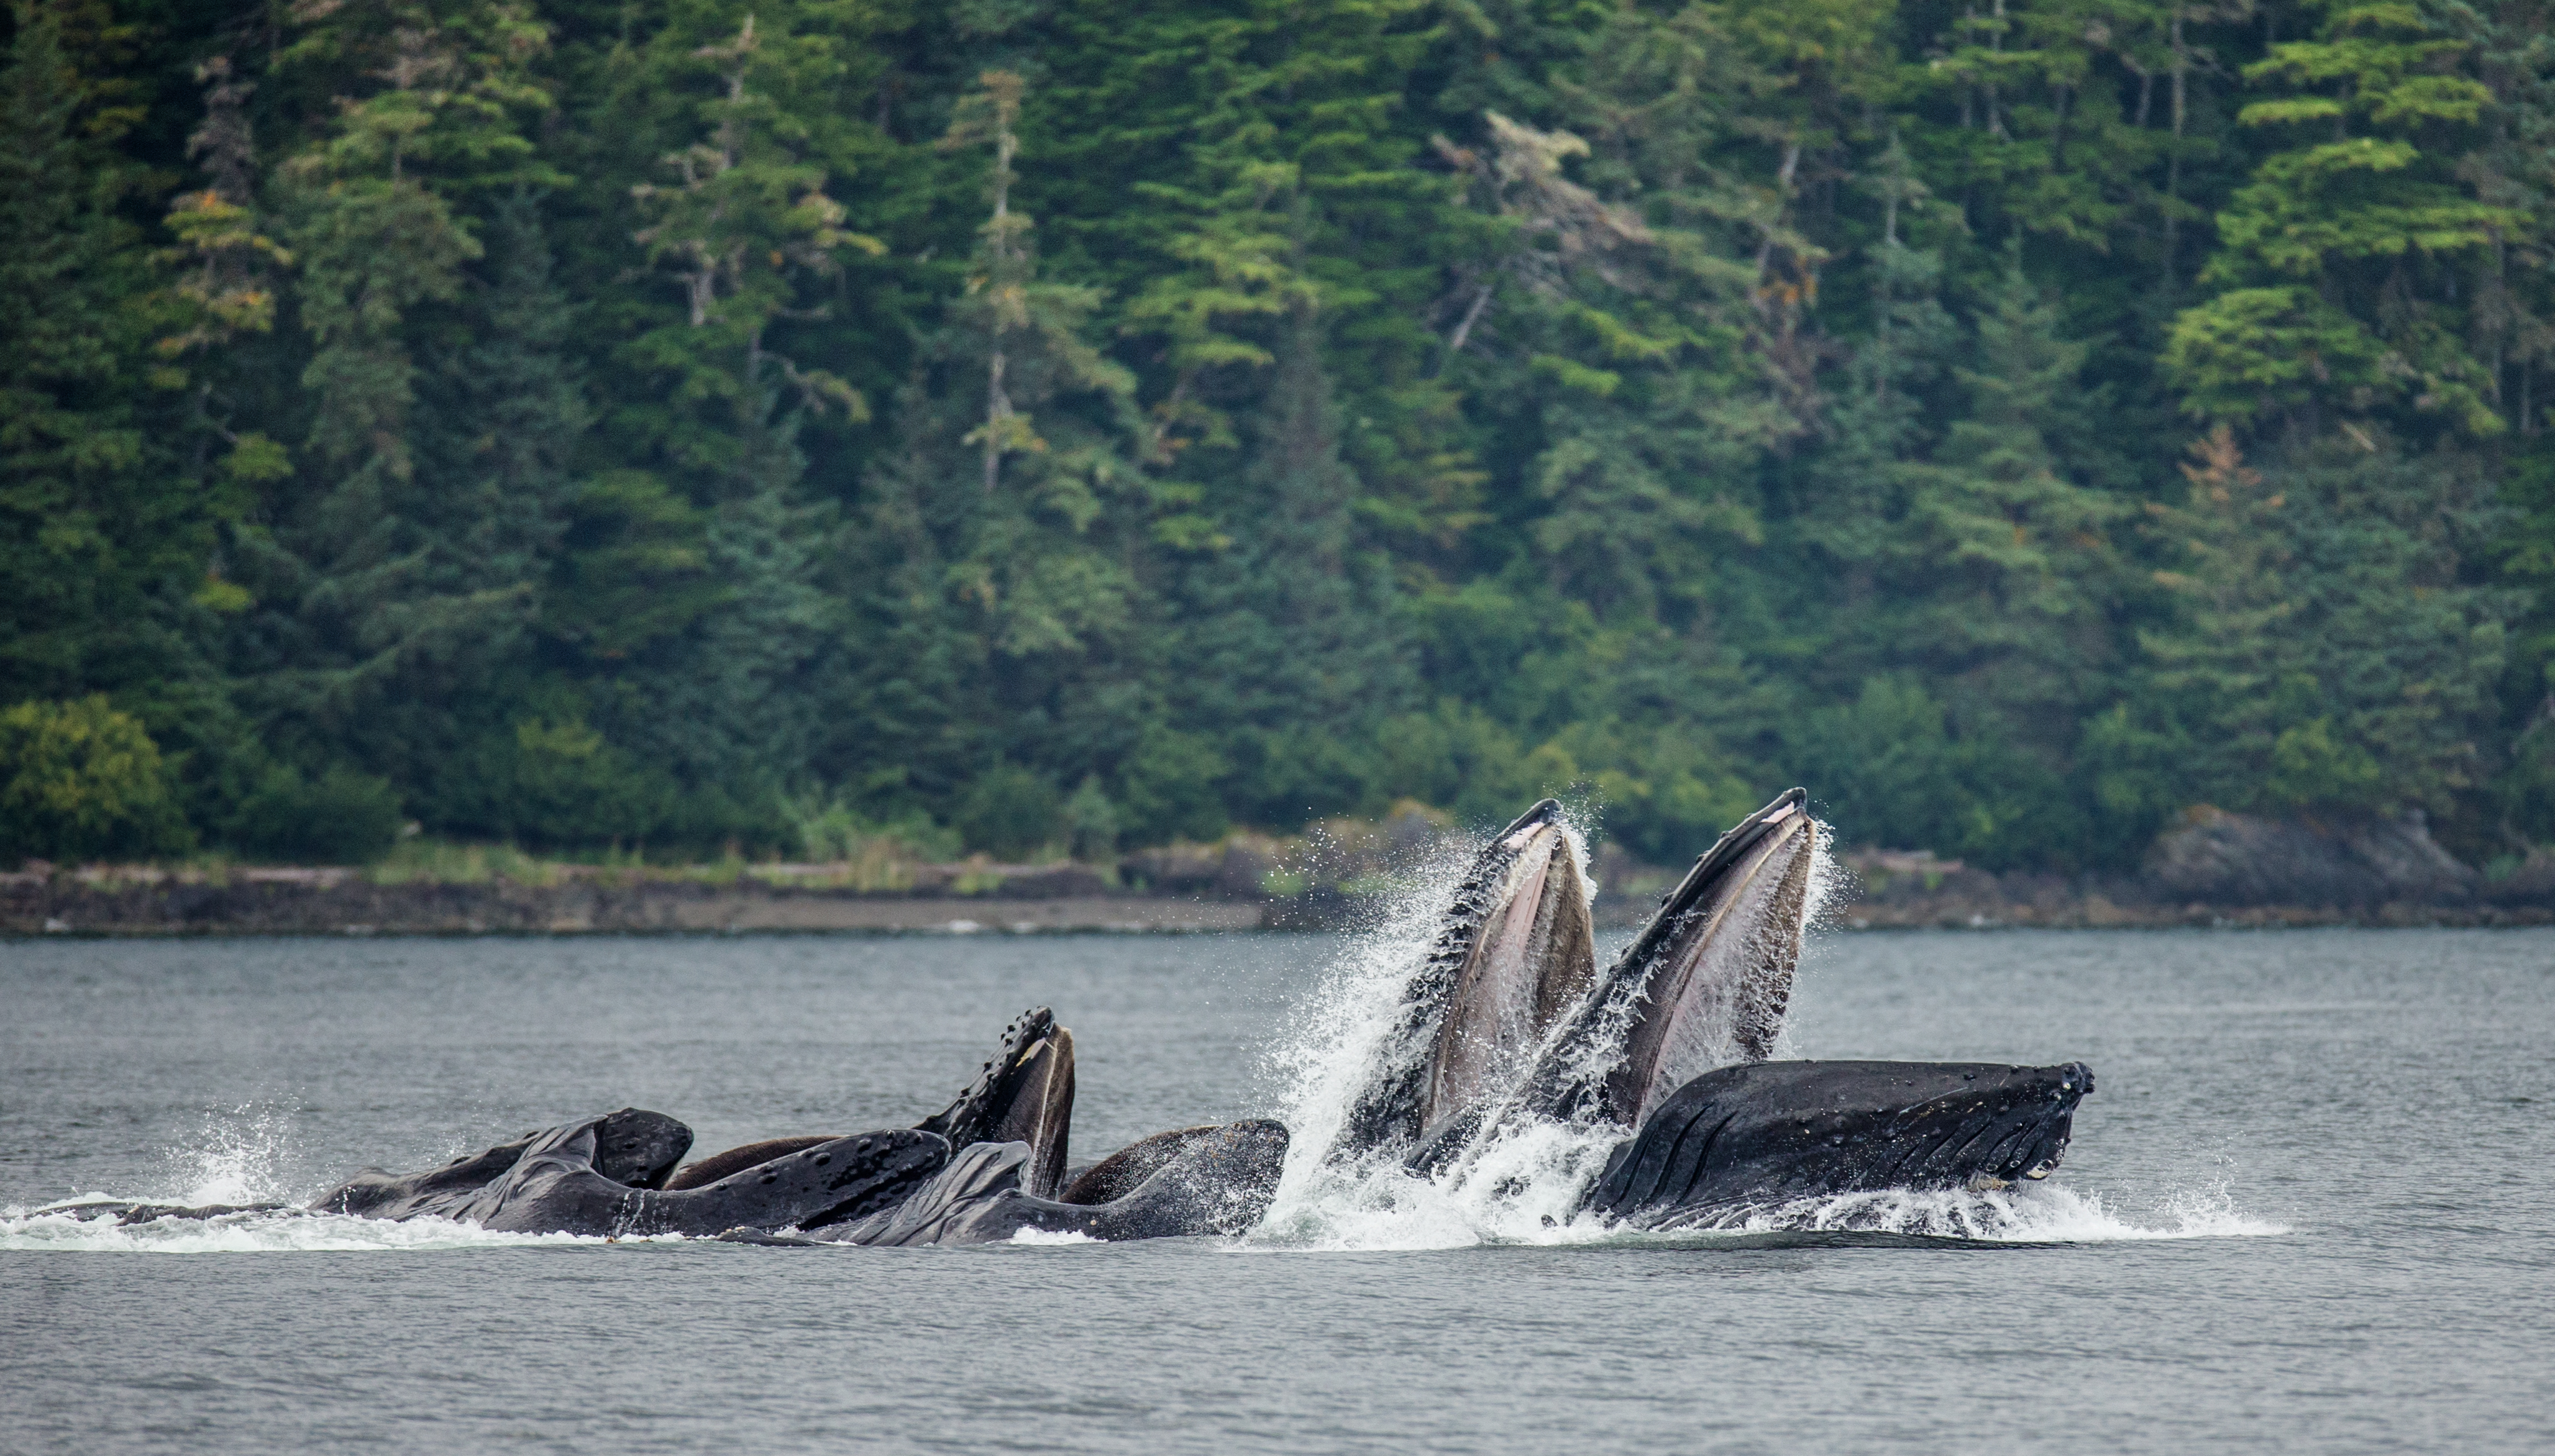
[1513,788,1820,1130]
[1330,799,1597,1160]
[918,1007,1077,1198]
[1588,1058,2096,1226]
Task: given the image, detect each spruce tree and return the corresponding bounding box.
[239,0,558,767]
[0,1,191,709]
[2164,0,2511,433]
[848,68,1154,844]
[2143,425,2517,814]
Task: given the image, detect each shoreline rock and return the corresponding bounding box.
[11,803,2554,935]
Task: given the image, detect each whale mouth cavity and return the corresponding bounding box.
[1608,792,1820,1126]
[1418,810,1595,1142]
[1491,789,1826,1134]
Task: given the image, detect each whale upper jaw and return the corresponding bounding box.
[1511,788,1819,1131]
[1417,805,1596,1144]
[1329,799,1598,1161]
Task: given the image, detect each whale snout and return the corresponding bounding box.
[1591,1057,2101,1223]
[1986,1062,2094,1185]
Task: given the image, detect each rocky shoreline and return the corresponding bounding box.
[0,867,1269,937]
[7,863,2550,937]
[9,804,2551,936]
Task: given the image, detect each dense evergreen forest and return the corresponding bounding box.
[7,0,2555,872]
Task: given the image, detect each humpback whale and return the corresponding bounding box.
[63,789,2094,1242]
[1587,1060,2094,1223]
[268,1005,1287,1244]
[1333,798,1598,1165]
[1320,788,2095,1227]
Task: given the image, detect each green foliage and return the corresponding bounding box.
[490,716,672,848]
[1794,676,2006,865]
[1118,727,1232,845]
[0,695,191,863]
[17,0,2555,877]
[224,762,404,864]
[1061,775,1120,860]
[2139,426,2515,816]
[955,762,1063,860]
[0,1,206,710]
[2167,0,2515,434]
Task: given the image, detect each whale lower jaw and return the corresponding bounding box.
[1588,1059,2093,1227]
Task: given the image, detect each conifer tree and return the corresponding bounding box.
[392,193,592,833]
[2143,425,2516,812]
[2164,0,2512,432]
[1169,304,1419,826]
[240,0,559,752]
[851,67,1153,841]
[1895,248,2127,734]
[0,1,175,706]
[574,8,889,837]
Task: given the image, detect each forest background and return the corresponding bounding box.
[9,0,2555,878]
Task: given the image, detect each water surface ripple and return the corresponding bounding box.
[2,927,2548,1452]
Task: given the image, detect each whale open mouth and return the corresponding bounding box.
[917,1008,1077,1198]
[1498,789,1820,1132]
[1606,789,1817,1125]
[1418,806,1595,1141]
[1328,800,1599,1162]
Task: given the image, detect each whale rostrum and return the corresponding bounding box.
[75,790,2096,1242]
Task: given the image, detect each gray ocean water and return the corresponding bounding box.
[2,924,2549,1454]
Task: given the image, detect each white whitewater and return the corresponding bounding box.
[1,1111,618,1252]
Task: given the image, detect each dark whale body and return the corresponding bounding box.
[316,1106,695,1219]
[731,1120,1292,1247]
[278,1006,1286,1245]
[1325,788,2102,1227]
[309,1108,947,1236]
[431,1122,949,1237]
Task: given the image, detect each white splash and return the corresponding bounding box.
[0,1202,619,1254]
[1258,830,1482,1201]
[1647,1181,2288,1243]
[168,1103,302,1206]
[1008,1227,1099,1245]
[1249,805,1633,1251]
